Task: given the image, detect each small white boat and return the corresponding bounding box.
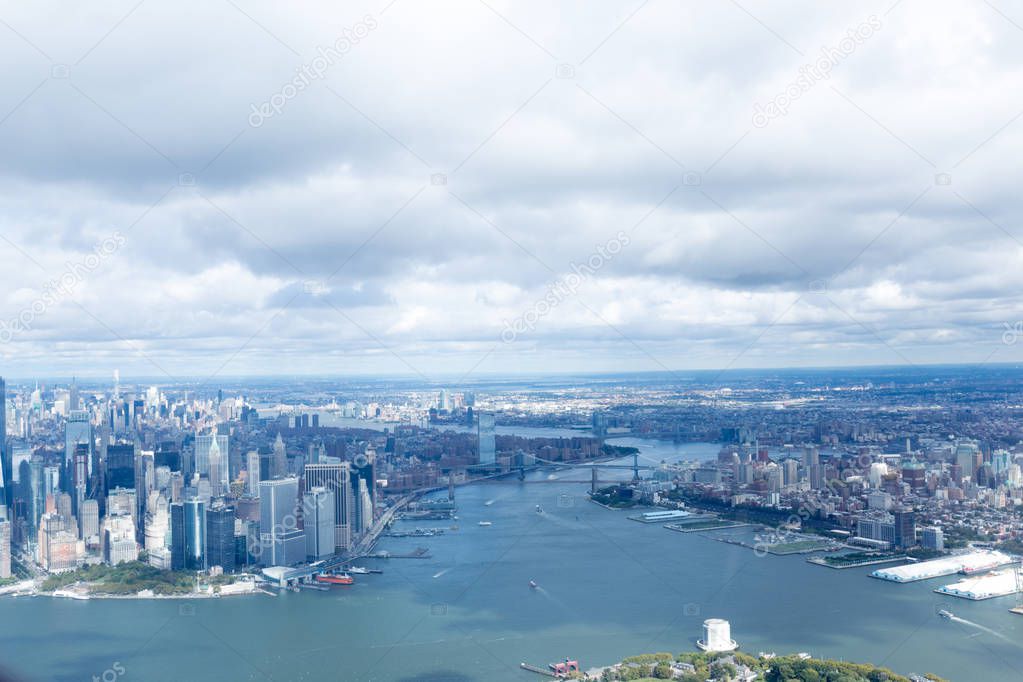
[529,580,537,589]
[348,566,370,575]
[938,609,953,620]
[478,521,492,526]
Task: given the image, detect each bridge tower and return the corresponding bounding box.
[633,452,640,481]
[591,467,598,493]
[448,475,455,501]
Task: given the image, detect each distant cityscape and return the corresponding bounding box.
[0,367,1020,593]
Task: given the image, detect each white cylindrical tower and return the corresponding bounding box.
[698,618,738,652]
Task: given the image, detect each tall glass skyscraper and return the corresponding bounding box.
[0,377,9,513]
[478,412,496,466]
[303,463,351,550]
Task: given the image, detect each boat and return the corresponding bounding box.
[536,505,543,513]
[939,609,954,620]
[478,521,492,526]
[961,560,1003,575]
[315,573,355,586]
[529,580,537,589]
[348,567,370,575]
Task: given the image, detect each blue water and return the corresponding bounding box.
[0,450,1020,681]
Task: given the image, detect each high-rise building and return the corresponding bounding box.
[478,412,496,466]
[782,458,799,487]
[0,519,10,579]
[246,450,261,497]
[272,433,287,478]
[258,477,304,566]
[183,498,206,571]
[195,434,229,488]
[65,411,93,475]
[105,444,135,497]
[102,513,137,565]
[893,508,916,550]
[350,453,375,536]
[304,463,351,551]
[303,487,335,560]
[205,503,236,573]
[207,437,224,497]
[922,526,944,551]
[80,499,99,541]
[0,377,9,512]
[170,503,185,570]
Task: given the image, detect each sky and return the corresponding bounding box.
[1,0,1022,382]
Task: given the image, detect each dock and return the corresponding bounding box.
[520,663,558,678]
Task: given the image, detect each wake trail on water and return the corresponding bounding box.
[948,615,1016,644]
[432,568,450,578]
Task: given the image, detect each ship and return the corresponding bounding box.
[348,567,370,575]
[315,573,355,586]
[938,609,954,620]
[529,580,537,589]
[478,521,492,526]
[960,559,1004,575]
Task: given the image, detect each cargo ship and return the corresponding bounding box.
[315,573,354,586]
[960,558,1005,575]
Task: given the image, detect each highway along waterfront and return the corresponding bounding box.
[0,444,1021,681]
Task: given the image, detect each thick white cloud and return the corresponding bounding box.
[1,0,1022,379]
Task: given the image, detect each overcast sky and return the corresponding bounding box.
[1,0,1022,381]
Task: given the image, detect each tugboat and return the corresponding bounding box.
[536,504,543,513]
[478,521,492,526]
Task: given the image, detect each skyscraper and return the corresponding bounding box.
[258,477,304,566]
[272,433,287,478]
[304,462,351,551]
[205,503,236,573]
[65,410,92,474]
[478,412,496,466]
[349,452,375,536]
[303,487,335,560]
[195,433,229,487]
[0,519,10,578]
[207,437,224,497]
[0,377,9,512]
[183,498,206,571]
[170,502,185,570]
[246,450,261,497]
[104,444,135,497]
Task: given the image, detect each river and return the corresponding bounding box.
[0,447,1020,681]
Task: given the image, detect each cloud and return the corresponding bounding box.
[0,0,1021,378]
